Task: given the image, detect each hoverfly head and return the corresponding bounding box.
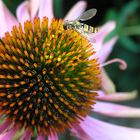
[63,20,69,30]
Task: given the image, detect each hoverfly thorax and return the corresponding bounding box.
[63,20,77,30]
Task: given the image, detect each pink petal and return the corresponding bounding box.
[37,135,45,140]
[101,69,116,93]
[30,0,40,19]
[98,36,117,63]
[90,21,116,62]
[64,1,87,20]
[93,101,140,118]
[38,0,54,21]
[71,125,92,140]
[0,127,17,139]
[97,90,138,102]
[93,21,116,51]
[20,129,32,140]
[48,133,58,140]
[16,1,30,24]
[0,1,18,37]
[0,119,11,134]
[73,116,140,140]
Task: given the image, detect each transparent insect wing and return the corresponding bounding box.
[76,8,97,21]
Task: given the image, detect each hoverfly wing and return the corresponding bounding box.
[76,8,97,21]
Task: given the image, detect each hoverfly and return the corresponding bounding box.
[63,8,99,39]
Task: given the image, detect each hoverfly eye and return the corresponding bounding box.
[63,24,67,30]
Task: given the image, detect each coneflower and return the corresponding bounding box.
[0,17,100,138]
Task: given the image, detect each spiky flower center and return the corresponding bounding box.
[0,17,100,136]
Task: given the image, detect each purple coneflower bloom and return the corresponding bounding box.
[0,0,140,140]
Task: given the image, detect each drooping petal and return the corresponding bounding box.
[97,90,138,102]
[71,125,92,140]
[0,127,17,139]
[12,128,25,140]
[64,1,87,20]
[0,119,11,134]
[48,133,58,140]
[101,69,116,93]
[102,58,127,70]
[16,1,30,24]
[0,0,18,37]
[20,129,32,140]
[73,116,140,140]
[93,101,140,118]
[30,0,40,19]
[38,0,54,21]
[37,135,45,140]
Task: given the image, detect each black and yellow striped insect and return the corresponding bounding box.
[63,8,99,38]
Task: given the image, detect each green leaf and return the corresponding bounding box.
[54,0,63,18]
[104,9,118,21]
[119,36,140,53]
[117,0,140,27]
[121,26,140,36]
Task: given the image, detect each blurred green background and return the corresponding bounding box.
[2,0,140,139]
